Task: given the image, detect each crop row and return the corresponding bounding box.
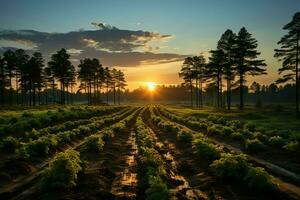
[41,107,141,191]
[149,106,279,193]
[0,107,130,159]
[0,107,138,188]
[135,114,169,200]
[158,106,300,155]
[0,107,141,200]
[0,106,125,137]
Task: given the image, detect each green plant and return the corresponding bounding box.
[207,124,223,136]
[43,150,82,189]
[269,136,286,148]
[145,175,169,200]
[244,122,256,132]
[177,129,193,143]
[210,153,249,180]
[0,136,20,152]
[283,141,300,153]
[244,166,277,191]
[230,132,245,141]
[192,138,221,161]
[223,126,234,136]
[84,135,104,152]
[245,139,265,154]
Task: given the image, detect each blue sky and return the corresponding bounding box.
[0,0,299,89]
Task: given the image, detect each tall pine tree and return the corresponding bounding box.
[275,12,300,118]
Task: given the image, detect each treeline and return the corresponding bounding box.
[179,12,300,117]
[122,83,297,105]
[0,48,126,106]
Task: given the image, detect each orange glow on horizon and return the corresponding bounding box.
[146,82,156,91]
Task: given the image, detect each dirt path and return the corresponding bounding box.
[155,107,300,200]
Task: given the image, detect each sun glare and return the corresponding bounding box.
[147,82,156,91]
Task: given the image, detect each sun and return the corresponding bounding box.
[147,82,156,91]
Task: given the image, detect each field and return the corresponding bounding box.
[0,105,300,200]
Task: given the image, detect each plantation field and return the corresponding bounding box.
[0,105,300,200]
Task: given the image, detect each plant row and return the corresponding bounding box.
[0,106,125,137]
[41,108,141,191]
[149,107,278,192]
[135,115,169,200]
[0,107,130,158]
[158,107,300,155]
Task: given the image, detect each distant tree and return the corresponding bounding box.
[274,12,300,118]
[104,67,112,104]
[116,70,127,105]
[111,68,118,105]
[3,50,17,105]
[15,49,30,105]
[27,52,44,106]
[179,57,194,106]
[208,49,225,108]
[0,56,6,105]
[191,55,207,107]
[250,81,261,94]
[48,48,73,105]
[217,29,237,110]
[235,27,266,110]
[44,66,57,104]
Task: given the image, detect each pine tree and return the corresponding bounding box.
[235,27,266,110]
[217,29,237,110]
[275,12,300,118]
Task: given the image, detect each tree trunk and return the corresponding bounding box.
[190,79,193,107]
[296,34,299,119]
[60,80,64,105]
[113,83,116,105]
[15,74,18,105]
[118,88,120,105]
[239,69,244,110]
[9,73,12,105]
[196,78,199,107]
[227,65,231,110]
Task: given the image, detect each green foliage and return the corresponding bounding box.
[0,136,20,152]
[102,129,114,142]
[230,132,245,141]
[227,120,243,130]
[192,138,221,161]
[245,139,265,153]
[223,126,234,136]
[244,122,256,132]
[177,129,193,143]
[84,135,104,152]
[210,153,249,180]
[207,124,223,136]
[269,136,286,148]
[252,132,268,144]
[283,141,300,153]
[145,175,169,200]
[17,135,58,158]
[43,150,82,189]
[244,167,277,191]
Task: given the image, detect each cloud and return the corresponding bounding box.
[0,24,187,68]
[91,22,118,30]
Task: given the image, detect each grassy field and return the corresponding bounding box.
[0,104,299,200]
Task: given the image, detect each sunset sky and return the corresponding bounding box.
[0,0,300,90]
